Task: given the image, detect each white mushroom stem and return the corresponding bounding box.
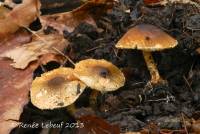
[142,51,163,84]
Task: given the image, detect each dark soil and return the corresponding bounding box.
[11,0,200,134]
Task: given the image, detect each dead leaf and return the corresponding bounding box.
[0,60,34,134]
[0,0,41,39]
[0,30,66,134]
[38,53,64,66]
[40,0,113,34]
[0,32,68,69]
[76,115,120,134]
[0,31,33,134]
[0,30,32,52]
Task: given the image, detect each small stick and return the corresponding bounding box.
[40,64,47,72]
[52,47,75,66]
[25,27,75,66]
[86,45,103,52]
[181,113,189,134]
[183,75,194,93]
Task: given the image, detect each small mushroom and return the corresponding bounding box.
[30,67,86,110]
[74,59,125,92]
[73,59,125,107]
[116,24,178,85]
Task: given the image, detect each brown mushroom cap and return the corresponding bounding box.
[73,59,125,92]
[30,67,86,110]
[116,24,178,51]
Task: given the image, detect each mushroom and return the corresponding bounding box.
[73,59,125,107]
[30,67,86,110]
[116,24,178,85]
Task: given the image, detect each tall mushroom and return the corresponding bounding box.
[73,59,125,107]
[116,24,178,85]
[31,67,86,110]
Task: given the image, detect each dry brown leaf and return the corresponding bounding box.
[0,30,32,51]
[0,59,34,134]
[0,30,66,134]
[0,31,33,134]
[40,6,96,34]
[0,32,68,69]
[0,0,41,39]
[40,0,113,34]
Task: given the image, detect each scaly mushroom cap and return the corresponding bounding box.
[116,24,178,51]
[30,67,86,110]
[73,59,125,92]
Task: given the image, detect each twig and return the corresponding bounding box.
[147,95,175,102]
[25,27,75,66]
[112,47,122,60]
[183,75,194,93]
[181,113,189,134]
[40,64,47,72]
[86,45,104,52]
[52,47,75,66]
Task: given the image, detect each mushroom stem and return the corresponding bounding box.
[67,104,77,115]
[89,90,99,108]
[142,51,162,84]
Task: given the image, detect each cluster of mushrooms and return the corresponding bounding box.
[31,24,178,110]
[31,59,125,109]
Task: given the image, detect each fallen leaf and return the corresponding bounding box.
[0,31,33,134]
[0,59,34,134]
[0,30,32,52]
[40,0,113,34]
[0,0,41,39]
[0,32,68,69]
[0,30,66,134]
[76,115,120,134]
